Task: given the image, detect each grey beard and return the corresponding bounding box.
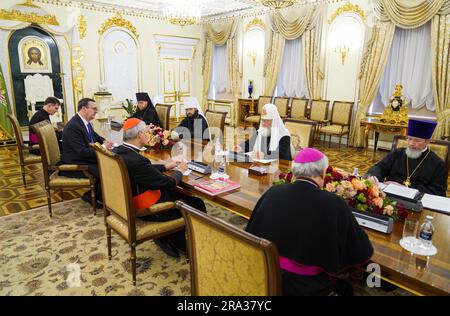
[260,127,271,137]
[405,147,423,159]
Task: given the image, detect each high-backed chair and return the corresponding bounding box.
[245,96,272,126]
[392,135,450,174]
[319,101,353,148]
[7,113,41,186]
[34,121,96,216]
[309,99,330,128]
[93,144,184,285]
[204,110,227,141]
[273,97,290,118]
[290,98,309,120]
[176,201,281,296]
[284,119,317,156]
[155,104,172,130]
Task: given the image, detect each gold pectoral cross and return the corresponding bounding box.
[403,177,411,187]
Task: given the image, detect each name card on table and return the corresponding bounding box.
[420,194,450,214]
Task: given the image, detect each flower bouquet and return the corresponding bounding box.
[273,170,295,185]
[323,166,408,222]
[145,124,180,150]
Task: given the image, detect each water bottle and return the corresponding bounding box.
[418,215,434,250]
[218,154,226,178]
[353,167,359,177]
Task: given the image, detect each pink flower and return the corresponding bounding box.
[351,178,365,191]
[326,183,336,192]
[368,186,380,198]
[162,139,169,146]
[279,172,287,180]
[372,197,383,208]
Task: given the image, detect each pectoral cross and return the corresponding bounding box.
[403,177,411,187]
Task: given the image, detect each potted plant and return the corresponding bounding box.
[122,98,136,118]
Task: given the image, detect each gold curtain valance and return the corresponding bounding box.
[374,0,450,29]
[205,20,237,46]
[270,6,321,40]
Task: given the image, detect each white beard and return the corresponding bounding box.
[260,127,271,138]
[405,147,423,159]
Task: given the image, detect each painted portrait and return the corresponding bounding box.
[18,36,52,73]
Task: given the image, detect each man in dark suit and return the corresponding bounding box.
[113,118,206,258]
[60,98,113,207]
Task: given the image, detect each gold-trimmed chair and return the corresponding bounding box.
[284,119,317,156]
[290,98,309,120]
[309,100,330,132]
[155,104,172,130]
[34,121,96,216]
[176,200,281,296]
[392,135,450,174]
[7,113,41,186]
[319,101,353,148]
[204,110,227,141]
[273,97,290,118]
[245,95,272,127]
[93,143,184,285]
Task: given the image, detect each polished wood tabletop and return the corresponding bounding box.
[144,141,450,296]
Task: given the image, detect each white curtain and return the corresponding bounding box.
[378,22,434,110]
[275,37,308,97]
[208,44,230,99]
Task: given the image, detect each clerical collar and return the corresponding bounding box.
[123,142,146,152]
[295,176,320,189]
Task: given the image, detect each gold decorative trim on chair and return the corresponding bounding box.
[176,201,281,296]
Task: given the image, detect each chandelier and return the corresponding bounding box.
[260,0,296,9]
[163,1,202,26]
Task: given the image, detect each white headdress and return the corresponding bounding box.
[253,103,291,152]
[183,97,211,139]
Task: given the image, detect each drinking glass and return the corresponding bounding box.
[402,218,419,249]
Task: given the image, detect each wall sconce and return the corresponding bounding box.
[249,50,257,67]
[335,44,350,65]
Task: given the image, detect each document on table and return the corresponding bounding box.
[420,194,450,214]
[383,184,419,199]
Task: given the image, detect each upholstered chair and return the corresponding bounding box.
[290,98,309,120]
[176,200,281,296]
[35,121,96,216]
[204,110,227,141]
[93,143,184,285]
[273,97,290,118]
[155,104,172,130]
[245,96,272,127]
[319,101,353,148]
[7,113,41,186]
[284,119,317,156]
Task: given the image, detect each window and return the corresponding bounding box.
[209,44,232,100]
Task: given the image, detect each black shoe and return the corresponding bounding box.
[154,238,179,258]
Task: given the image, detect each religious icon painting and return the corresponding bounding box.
[18,36,52,73]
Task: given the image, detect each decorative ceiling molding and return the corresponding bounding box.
[0,0,59,25]
[98,12,139,38]
[245,16,266,32]
[327,2,366,24]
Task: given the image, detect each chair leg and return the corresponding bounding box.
[130,245,137,286]
[91,187,96,215]
[46,188,52,217]
[338,136,342,149]
[20,164,26,187]
[329,135,332,147]
[347,135,349,148]
[106,225,112,260]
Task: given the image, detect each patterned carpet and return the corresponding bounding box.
[0,198,410,296]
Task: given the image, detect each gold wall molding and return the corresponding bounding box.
[0,8,59,26]
[78,14,87,39]
[98,12,139,38]
[328,2,366,24]
[245,16,266,32]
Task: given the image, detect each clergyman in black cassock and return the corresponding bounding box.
[367,119,447,196]
[173,97,210,141]
[238,103,292,160]
[28,97,62,155]
[246,148,373,296]
[114,118,206,258]
[133,92,161,126]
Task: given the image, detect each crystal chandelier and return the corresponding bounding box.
[163,1,202,26]
[260,0,296,9]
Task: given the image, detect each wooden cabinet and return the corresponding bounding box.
[238,98,258,126]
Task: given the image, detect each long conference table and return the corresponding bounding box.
[140,140,450,296]
[76,120,438,296]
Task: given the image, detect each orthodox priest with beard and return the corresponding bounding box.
[132,92,161,126]
[367,119,447,196]
[234,103,292,160]
[173,97,210,141]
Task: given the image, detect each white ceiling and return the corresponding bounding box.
[72,0,264,20]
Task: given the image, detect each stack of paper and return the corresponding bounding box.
[383,184,419,199]
[420,194,450,214]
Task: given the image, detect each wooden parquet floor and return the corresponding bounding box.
[0,141,448,216]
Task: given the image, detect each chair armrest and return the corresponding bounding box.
[29,144,40,150]
[136,202,176,217]
[49,164,89,171]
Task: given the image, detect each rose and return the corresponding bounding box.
[368,186,380,198]
[372,197,383,208]
[383,205,394,216]
[286,173,293,182]
[279,172,287,180]
[326,166,333,174]
[326,182,336,192]
[162,139,169,146]
[332,171,343,181]
[351,178,365,191]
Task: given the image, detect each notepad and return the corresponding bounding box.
[420,194,450,214]
[383,184,419,199]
